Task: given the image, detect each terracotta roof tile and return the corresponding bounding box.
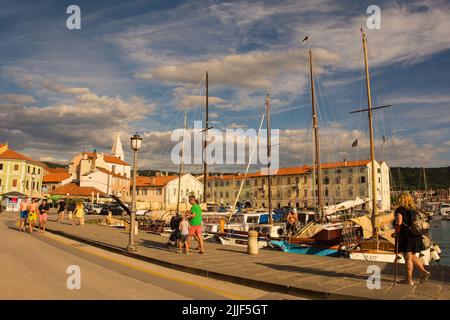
[85,152,130,166]
[49,183,106,197]
[136,175,178,187]
[207,159,374,181]
[0,145,46,167]
[43,171,72,183]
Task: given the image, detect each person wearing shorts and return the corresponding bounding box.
[187,195,204,254]
[178,213,190,254]
[18,198,29,232]
[28,199,39,234]
[38,199,50,232]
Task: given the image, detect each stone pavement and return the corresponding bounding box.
[37,215,450,300]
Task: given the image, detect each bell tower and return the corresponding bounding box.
[111,132,124,161]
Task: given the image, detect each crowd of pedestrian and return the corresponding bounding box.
[17,198,85,233]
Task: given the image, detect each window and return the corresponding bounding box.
[335,176,341,184]
[0,163,3,171]
[37,168,40,174]
[157,188,162,195]
[226,192,229,198]
[220,192,223,198]
[245,180,250,186]
[377,168,381,173]
[348,177,353,184]
[246,191,250,198]
[220,181,224,187]
[287,177,291,184]
[173,188,177,196]
[304,189,307,197]
[254,179,257,186]
[325,188,329,197]
[26,181,29,190]
[303,176,307,184]
[348,168,353,174]
[215,181,218,187]
[360,167,365,173]
[262,179,265,185]
[27,166,30,173]
[14,164,19,171]
[336,169,342,174]
[226,181,229,187]
[12,179,18,187]
[360,176,366,183]
[0,178,2,186]
[143,189,148,196]
[323,177,330,185]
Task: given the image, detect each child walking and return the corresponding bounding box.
[178,213,190,254]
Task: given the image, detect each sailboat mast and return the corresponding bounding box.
[176,111,187,216]
[362,31,378,240]
[309,49,323,221]
[266,94,273,224]
[203,70,209,204]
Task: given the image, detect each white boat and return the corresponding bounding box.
[349,247,436,265]
[440,203,450,216]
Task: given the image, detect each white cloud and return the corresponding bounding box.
[138,48,340,89]
[0,93,36,105]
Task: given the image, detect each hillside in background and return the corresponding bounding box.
[390,167,450,190]
[42,161,68,169]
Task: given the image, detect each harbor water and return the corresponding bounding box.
[430,217,450,266]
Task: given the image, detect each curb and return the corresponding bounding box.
[44,227,373,300]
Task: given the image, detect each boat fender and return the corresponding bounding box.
[433,244,442,254]
[431,250,440,261]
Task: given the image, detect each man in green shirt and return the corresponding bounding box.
[187,195,204,254]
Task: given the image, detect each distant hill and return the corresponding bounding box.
[42,161,68,169]
[390,167,450,190]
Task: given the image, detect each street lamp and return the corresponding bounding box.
[127,133,142,252]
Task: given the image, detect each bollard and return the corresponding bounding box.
[247,230,259,255]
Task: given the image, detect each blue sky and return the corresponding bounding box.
[0,0,449,171]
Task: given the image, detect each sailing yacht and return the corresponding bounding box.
[345,30,440,265]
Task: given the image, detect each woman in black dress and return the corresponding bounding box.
[394,193,431,285]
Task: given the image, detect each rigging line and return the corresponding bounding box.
[228,110,266,222]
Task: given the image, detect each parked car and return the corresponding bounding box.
[100,203,125,216]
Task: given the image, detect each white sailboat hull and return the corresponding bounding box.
[349,248,434,265]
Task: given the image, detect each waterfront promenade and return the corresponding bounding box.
[6,213,450,300]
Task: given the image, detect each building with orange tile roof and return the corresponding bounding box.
[204,159,390,211]
[133,173,203,210]
[67,134,131,198]
[42,168,73,193]
[0,143,46,204]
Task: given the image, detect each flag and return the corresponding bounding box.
[382,135,386,144]
[302,36,309,43]
[352,139,358,147]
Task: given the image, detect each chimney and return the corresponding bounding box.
[343,158,347,166]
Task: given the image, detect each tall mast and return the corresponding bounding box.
[423,168,428,205]
[176,111,187,216]
[362,31,378,240]
[309,49,323,222]
[203,70,209,204]
[266,94,273,224]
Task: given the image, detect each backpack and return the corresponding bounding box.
[408,210,430,236]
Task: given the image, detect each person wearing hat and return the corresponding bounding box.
[286,208,299,236]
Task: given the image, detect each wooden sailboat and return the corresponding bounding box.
[346,30,439,265]
[269,45,363,256]
[213,94,285,247]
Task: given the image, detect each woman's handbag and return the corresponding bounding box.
[421,234,432,250]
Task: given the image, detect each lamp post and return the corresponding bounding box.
[127,133,142,252]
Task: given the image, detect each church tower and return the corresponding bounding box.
[111,132,125,161]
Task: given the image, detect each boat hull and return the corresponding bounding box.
[269,240,340,257]
[348,248,434,265]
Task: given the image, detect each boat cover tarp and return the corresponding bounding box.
[323,197,369,216]
[351,212,395,245]
[297,223,324,238]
